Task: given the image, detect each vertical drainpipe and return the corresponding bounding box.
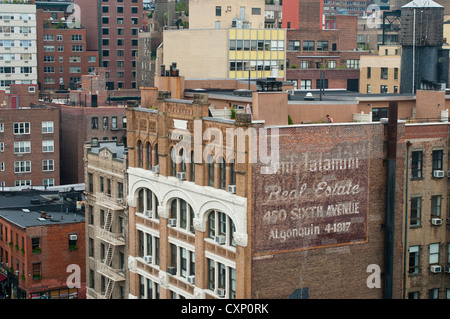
[403,141,412,299]
[384,101,398,299]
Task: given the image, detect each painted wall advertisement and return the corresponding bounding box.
[253,132,370,255]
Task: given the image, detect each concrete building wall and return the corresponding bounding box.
[189,0,266,29]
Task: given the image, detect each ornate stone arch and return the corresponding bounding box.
[161,188,198,219]
[127,178,161,208]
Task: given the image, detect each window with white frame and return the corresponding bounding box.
[0,123,4,132]
[207,210,236,247]
[42,159,54,172]
[13,122,30,135]
[207,258,236,299]
[138,275,160,299]
[0,143,4,152]
[15,180,31,187]
[408,245,420,274]
[14,161,31,173]
[14,141,31,154]
[169,243,195,279]
[169,198,194,232]
[42,140,54,152]
[0,162,4,171]
[138,230,160,266]
[43,178,55,187]
[42,121,54,133]
[300,79,312,90]
[429,243,440,265]
[137,188,159,219]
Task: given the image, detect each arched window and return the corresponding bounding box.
[218,157,226,190]
[137,188,159,219]
[179,148,186,173]
[169,198,194,232]
[229,160,236,186]
[146,142,152,170]
[207,210,235,247]
[190,151,195,182]
[170,147,177,176]
[207,154,215,187]
[154,143,159,166]
[137,140,143,168]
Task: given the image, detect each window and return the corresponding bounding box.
[431,195,441,217]
[43,160,54,172]
[88,173,93,192]
[14,141,31,154]
[252,8,261,15]
[72,45,83,52]
[170,198,194,231]
[14,161,31,173]
[207,258,236,299]
[429,288,439,299]
[380,85,388,94]
[43,178,55,187]
[71,34,82,41]
[394,68,399,80]
[69,56,81,63]
[300,80,312,90]
[44,66,55,73]
[367,67,371,79]
[317,41,328,51]
[288,40,300,51]
[91,117,98,129]
[207,155,215,187]
[137,141,143,168]
[328,60,337,69]
[138,230,160,266]
[381,68,388,79]
[216,6,221,16]
[218,158,226,190]
[303,41,315,51]
[14,122,30,134]
[42,140,54,153]
[410,196,421,227]
[69,67,81,73]
[207,210,236,246]
[409,245,420,274]
[68,234,78,250]
[411,151,422,178]
[300,60,309,69]
[432,150,443,172]
[316,79,328,89]
[169,244,195,279]
[137,188,159,219]
[429,243,440,264]
[346,59,360,69]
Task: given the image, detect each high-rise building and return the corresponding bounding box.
[74,0,143,90]
[0,2,38,91]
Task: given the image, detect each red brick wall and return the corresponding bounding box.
[250,122,405,298]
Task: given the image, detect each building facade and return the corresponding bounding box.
[36,4,99,91]
[74,0,143,90]
[0,202,85,299]
[0,2,38,91]
[84,140,129,299]
[0,105,60,188]
[359,45,401,94]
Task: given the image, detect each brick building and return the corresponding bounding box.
[0,104,60,188]
[74,0,143,90]
[122,87,409,299]
[0,83,39,109]
[84,140,129,299]
[53,103,127,184]
[285,10,370,91]
[0,190,86,299]
[36,3,99,91]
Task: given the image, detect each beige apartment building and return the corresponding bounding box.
[84,141,129,299]
[189,0,266,29]
[162,28,286,80]
[360,45,402,94]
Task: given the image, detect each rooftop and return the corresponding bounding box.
[87,140,126,160]
[0,209,84,228]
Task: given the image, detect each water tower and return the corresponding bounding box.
[399,0,449,93]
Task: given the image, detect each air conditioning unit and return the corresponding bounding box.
[447,171,450,178]
[430,265,442,273]
[433,170,445,178]
[144,210,153,218]
[177,172,186,181]
[167,266,176,275]
[103,125,108,130]
[431,218,442,226]
[117,198,123,205]
[228,185,236,194]
[69,234,78,241]
[187,275,195,285]
[168,218,177,227]
[214,235,226,245]
[15,270,19,275]
[152,165,159,174]
[444,266,450,274]
[144,255,152,264]
[216,288,226,298]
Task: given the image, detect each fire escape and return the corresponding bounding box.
[96,194,126,299]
